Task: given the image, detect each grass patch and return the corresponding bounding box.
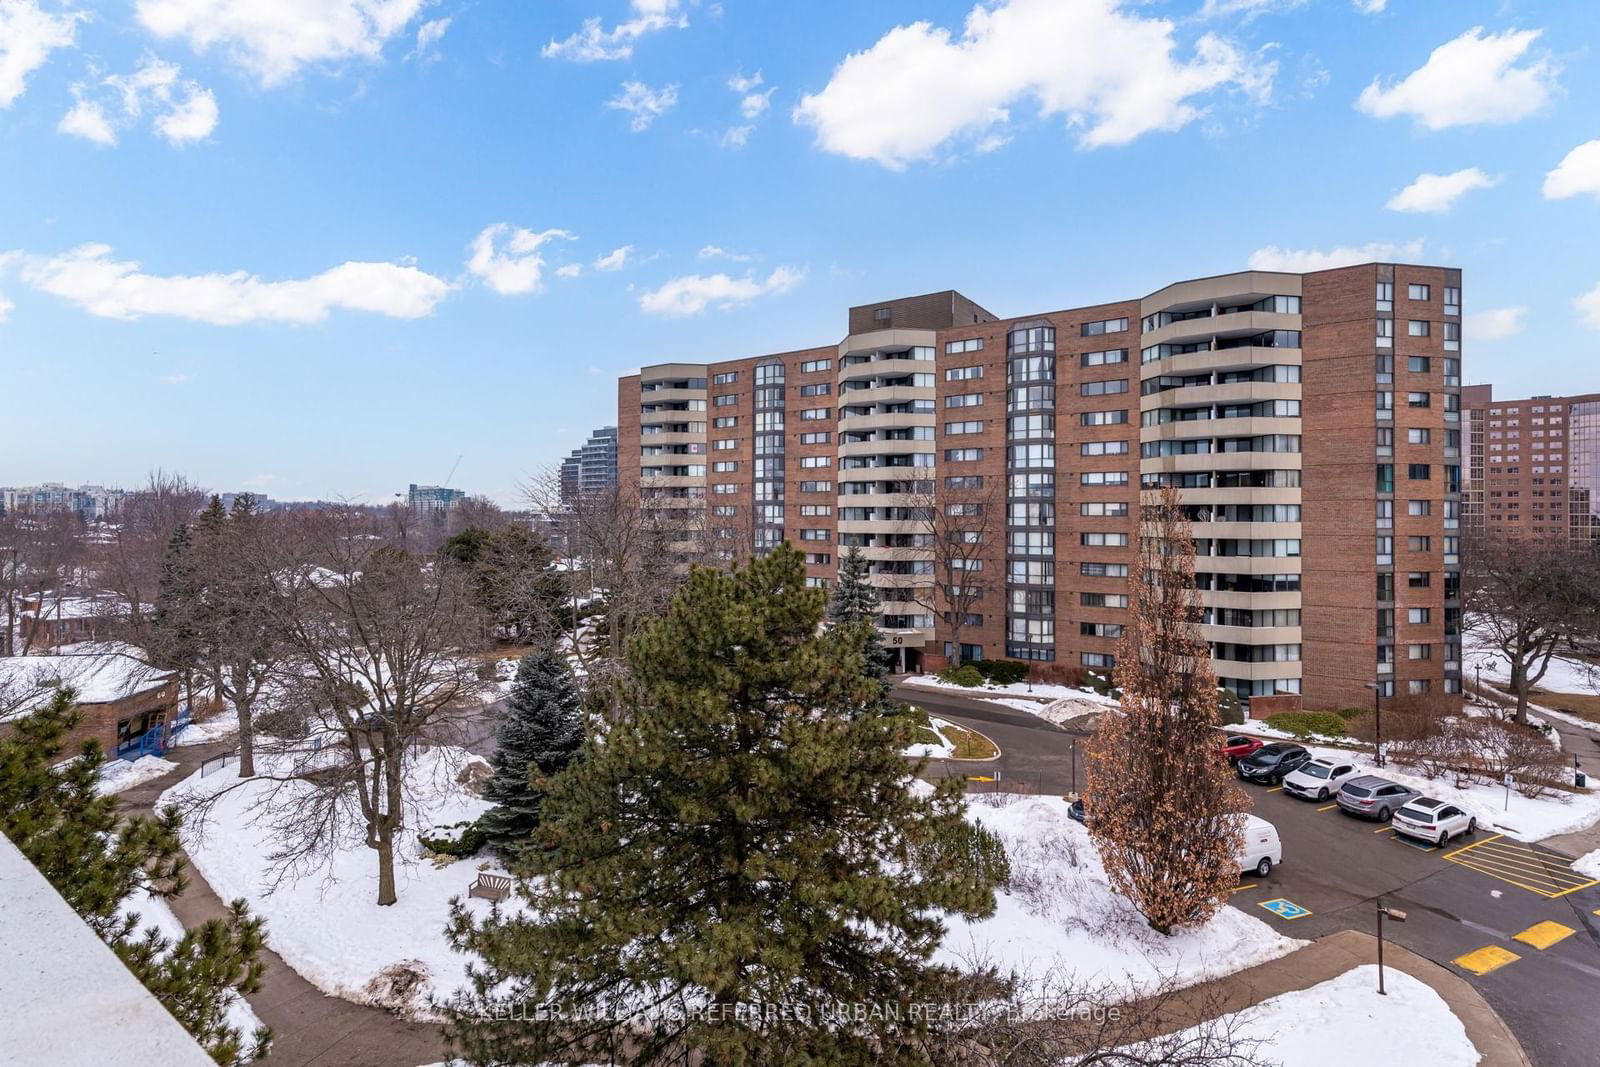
[908,708,1000,760]
[1525,687,1600,726]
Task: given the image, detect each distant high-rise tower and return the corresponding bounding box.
[560,426,619,504]
[407,483,466,516]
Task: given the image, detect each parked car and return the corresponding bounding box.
[1219,734,1265,763]
[1392,797,1477,847]
[1235,813,1283,877]
[1282,757,1361,801]
[1336,775,1422,821]
[1236,743,1311,784]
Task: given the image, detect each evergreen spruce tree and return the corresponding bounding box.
[448,545,1000,1066]
[151,522,202,677]
[475,650,584,863]
[0,692,271,1063]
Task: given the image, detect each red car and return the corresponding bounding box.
[1220,734,1264,763]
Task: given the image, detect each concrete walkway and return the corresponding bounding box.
[118,739,448,1067]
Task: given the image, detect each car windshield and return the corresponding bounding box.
[1343,784,1372,797]
[1300,763,1332,779]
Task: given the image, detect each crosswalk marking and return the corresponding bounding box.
[1442,835,1599,899]
[1512,921,1577,951]
[1454,945,1520,976]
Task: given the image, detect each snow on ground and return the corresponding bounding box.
[905,674,1120,707]
[905,716,956,759]
[1291,741,1600,843]
[95,755,177,795]
[120,886,266,1042]
[940,793,1301,993]
[173,705,240,747]
[1169,966,1479,1067]
[1465,628,1600,698]
[162,746,509,1019]
[1575,849,1600,880]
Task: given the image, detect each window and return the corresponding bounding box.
[945,338,984,354]
[945,365,983,381]
[798,480,831,492]
[1081,652,1115,669]
[799,383,831,397]
[1376,282,1393,311]
[712,416,737,428]
[714,394,737,407]
[713,438,737,451]
[1081,440,1129,456]
[1080,562,1130,577]
[1080,348,1128,367]
[1408,679,1431,695]
[1408,283,1430,301]
[1408,643,1432,660]
[1377,573,1394,601]
[944,420,982,435]
[712,504,736,516]
[713,483,737,494]
[1408,571,1431,588]
[1081,378,1128,396]
[1408,428,1431,444]
[1081,409,1129,426]
[1408,356,1430,373]
[1408,463,1431,480]
[799,431,830,444]
[800,408,830,421]
[799,358,832,373]
[1409,535,1431,552]
[798,456,830,468]
[799,529,828,542]
[944,448,983,461]
[1080,318,1128,336]
[945,393,983,408]
[1081,592,1130,608]
[873,307,892,325]
[1377,464,1394,492]
[1407,392,1430,408]
[1407,320,1430,337]
[1375,354,1394,383]
[712,371,738,385]
[1080,471,1129,486]
[1376,319,1393,346]
[1376,536,1393,564]
[1081,622,1124,639]
[1407,500,1431,516]
[1376,427,1393,455]
[1081,532,1129,547]
[1444,287,1460,315]
[1377,499,1393,529]
[1408,608,1431,624]
[945,475,984,490]
[1080,502,1129,517]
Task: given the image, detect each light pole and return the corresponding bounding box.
[1475,664,1482,705]
[1366,681,1385,768]
[1376,898,1407,995]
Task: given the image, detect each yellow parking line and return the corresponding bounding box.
[1455,945,1521,976]
[1446,859,1598,899]
[1230,883,1261,894]
[1512,921,1577,951]
[1442,833,1505,858]
[1374,826,1396,834]
[1317,803,1339,811]
[1266,786,1283,793]
[1457,849,1588,880]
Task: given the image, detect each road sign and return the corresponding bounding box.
[1259,897,1312,920]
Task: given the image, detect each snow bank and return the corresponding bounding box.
[942,794,1300,992]
[96,755,177,795]
[173,705,240,747]
[120,887,266,1042]
[1575,849,1600,880]
[905,675,1119,707]
[905,716,956,759]
[162,746,508,1018]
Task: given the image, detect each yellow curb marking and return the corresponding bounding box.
[1317,803,1339,811]
[1454,945,1520,976]
[1513,921,1577,950]
[1266,786,1283,793]
[1374,826,1396,834]
[1230,883,1261,894]
[965,775,995,782]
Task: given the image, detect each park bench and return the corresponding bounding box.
[468,873,512,903]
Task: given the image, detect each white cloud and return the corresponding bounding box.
[1356,27,1557,130]
[794,0,1275,170]
[0,0,84,108]
[1543,140,1600,203]
[719,124,753,148]
[1354,0,1387,12]
[1198,0,1305,20]
[1578,283,1600,332]
[638,267,803,317]
[1247,240,1424,272]
[699,244,753,262]
[10,243,451,324]
[1385,168,1497,214]
[0,291,12,323]
[466,223,575,296]
[412,16,450,59]
[556,263,583,279]
[1464,307,1524,342]
[607,80,677,131]
[58,98,117,145]
[543,0,687,62]
[728,70,763,94]
[135,0,430,86]
[593,245,633,272]
[59,57,219,147]
[162,371,190,384]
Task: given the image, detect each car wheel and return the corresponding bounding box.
[1467,818,1476,834]
[1437,831,1449,848]
[1317,788,1329,801]
[1378,806,1393,822]
[1256,857,1272,877]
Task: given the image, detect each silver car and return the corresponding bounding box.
[1336,775,1421,822]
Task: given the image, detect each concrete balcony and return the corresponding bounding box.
[1141,310,1300,349]
[639,431,707,447]
[1192,521,1303,541]
[836,384,932,407]
[1139,451,1303,475]
[837,438,932,460]
[1138,381,1301,414]
[838,519,924,535]
[639,387,707,405]
[1194,554,1303,575]
[1176,486,1301,508]
[1210,659,1303,682]
[1141,347,1302,379]
[834,491,924,509]
[1198,589,1302,611]
[838,328,939,357]
[1202,624,1304,646]
[836,411,936,432]
[1141,271,1301,318]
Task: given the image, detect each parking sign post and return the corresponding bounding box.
[1376,898,1407,996]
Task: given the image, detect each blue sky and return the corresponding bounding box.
[1,0,1597,506]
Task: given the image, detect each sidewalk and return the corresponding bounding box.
[1136,929,1531,1067]
[119,738,448,1067]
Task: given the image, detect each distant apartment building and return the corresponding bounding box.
[617,265,1463,709]
[407,483,466,516]
[1461,386,1600,541]
[0,483,124,520]
[559,425,620,504]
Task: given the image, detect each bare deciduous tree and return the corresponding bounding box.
[912,477,1003,668]
[1085,486,1247,935]
[99,470,208,647]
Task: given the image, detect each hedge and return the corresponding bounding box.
[1263,711,1351,739]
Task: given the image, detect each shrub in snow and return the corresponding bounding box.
[363,960,431,1016]
[1263,710,1349,739]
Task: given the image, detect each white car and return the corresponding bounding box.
[1281,757,1360,801]
[1392,797,1477,847]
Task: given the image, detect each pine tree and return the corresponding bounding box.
[1084,487,1246,935]
[0,692,271,1062]
[151,523,202,676]
[475,650,584,863]
[829,542,896,685]
[448,545,999,1066]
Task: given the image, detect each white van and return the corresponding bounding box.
[1236,813,1282,877]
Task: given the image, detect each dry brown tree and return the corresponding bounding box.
[97,470,208,645]
[912,476,1003,668]
[1084,485,1246,935]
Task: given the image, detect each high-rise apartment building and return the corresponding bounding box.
[0,483,125,520]
[559,426,620,504]
[407,483,466,516]
[1462,386,1600,541]
[617,265,1463,709]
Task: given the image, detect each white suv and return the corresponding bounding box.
[1282,757,1360,801]
[1392,797,1477,847]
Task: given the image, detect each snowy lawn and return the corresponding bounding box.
[120,886,266,1042]
[1575,849,1600,880]
[173,705,240,747]
[904,674,1119,707]
[162,746,509,1019]
[905,716,955,759]
[1465,628,1599,698]
[1167,966,1478,1067]
[95,755,178,795]
[1291,741,1599,843]
[941,793,1301,993]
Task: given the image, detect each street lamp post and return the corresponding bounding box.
[1475,664,1482,705]
[1376,898,1408,995]
[1366,681,1385,769]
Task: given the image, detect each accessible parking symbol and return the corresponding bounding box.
[1258,897,1312,920]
